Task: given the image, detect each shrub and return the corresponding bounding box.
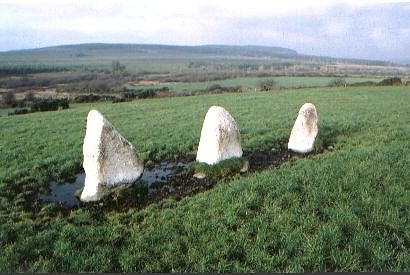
[73,94,101,103]
[137,89,156,99]
[30,97,69,112]
[1,91,16,107]
[123,89,157,99]
[329,78,347,87]
[122,87,170,100]
[112,98,130,104]
[189,85,242,96]
[24,91,35,102]
[8,108,31,116]
[31,98,59,112]
[58,98,70,109]
[349,81,377,87]
[207,84,223,91]
[378,77,402,86]
[259,78,277,91]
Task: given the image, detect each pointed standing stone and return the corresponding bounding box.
[196,106,243,165]
[288,103,318,154]
[80,110,144,202]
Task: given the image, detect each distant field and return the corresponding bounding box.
[0,108,10,117]
[0,86,409,272]
[128,76,385,93]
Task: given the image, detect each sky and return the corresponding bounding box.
[0,0,409,62]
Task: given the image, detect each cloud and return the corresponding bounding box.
[0,1,409,61]
[324,20,351,36]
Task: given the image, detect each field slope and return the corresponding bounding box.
[0,86,409,272]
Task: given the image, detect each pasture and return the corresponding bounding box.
[0,86,409,272]
[128,76,384,94]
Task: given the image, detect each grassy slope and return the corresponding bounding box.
[0,86,409,272]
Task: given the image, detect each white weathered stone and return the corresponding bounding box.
[80,109,144,202]
[196,106,243,165]
[288,103,318,154]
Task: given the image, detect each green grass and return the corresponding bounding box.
[129,76,384,93]
[0,86,409,272]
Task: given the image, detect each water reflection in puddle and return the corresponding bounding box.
[39,162,187,207]
[143,162,186,186]
[39,174,85,207]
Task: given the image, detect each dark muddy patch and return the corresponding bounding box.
[38,141,325,212]
[79,146,301,212]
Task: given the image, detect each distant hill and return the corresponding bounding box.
[1,43,298,59]
[1,43,397,68]
[1,43,407,78]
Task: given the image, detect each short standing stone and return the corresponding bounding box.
[288,103,318,154]
[80,110,144,202]
[196,106,243,165]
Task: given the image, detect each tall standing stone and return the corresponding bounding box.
[196,106,243,165]
[80,109,144,202]
[288,103,318,154]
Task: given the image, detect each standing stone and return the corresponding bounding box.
[196,106,243,165]
[288,103,318,154]
[80,109,144,202]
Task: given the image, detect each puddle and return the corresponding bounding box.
[143,162,186,189]
[39,162,187,207]
[39,174,85,207]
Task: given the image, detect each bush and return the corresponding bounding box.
[259,78,277,91]
[30,97,69,112]
[329,78,347,87]
[31,98,59,112]
[178,85,242,97]
[58,98,70,109]
[207,84,223,91]
[378,77,402,86]
[122,89,157,99]
[349,81,377,87]
[24,91,35,102]
[137,89,156,99]
[8,108,31,116]
[1,91,16,107]
[73,94,102,103]
[112,98,130,104]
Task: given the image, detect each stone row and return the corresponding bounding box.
[80,103,318,202]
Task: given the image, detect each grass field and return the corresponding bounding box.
[0,86,409,272]
[129,76,384,93]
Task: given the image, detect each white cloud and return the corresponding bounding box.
[0,0,409,61]
[324,21,351,36]
[369,28,385,41]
